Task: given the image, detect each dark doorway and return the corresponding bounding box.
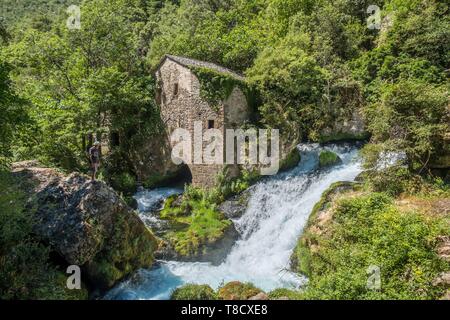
[111,132,120,147]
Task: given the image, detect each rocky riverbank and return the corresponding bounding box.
[10,161,158,297]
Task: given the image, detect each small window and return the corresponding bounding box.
[156,88,162,105]
[208,120,215,129]
[111,132,120,147]
[173,83,179,96]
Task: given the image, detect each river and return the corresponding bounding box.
[105,143,362,300]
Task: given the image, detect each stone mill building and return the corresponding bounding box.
[155,55,251,188]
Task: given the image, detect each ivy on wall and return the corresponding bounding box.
[191,67,257,112]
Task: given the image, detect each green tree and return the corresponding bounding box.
[364,80,449,173]
[5,0,162,172]
[0,23,27,168]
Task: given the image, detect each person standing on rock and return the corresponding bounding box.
[89,141,101,181]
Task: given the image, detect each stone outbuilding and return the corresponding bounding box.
[154,55,251,188]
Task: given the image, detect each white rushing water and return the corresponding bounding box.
[134,187,183,226]
[105,143,362,300]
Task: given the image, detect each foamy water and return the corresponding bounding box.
[105,143,362,300]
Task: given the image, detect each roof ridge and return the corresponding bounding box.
[159,54,245,81]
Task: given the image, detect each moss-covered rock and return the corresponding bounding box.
[217,281,263,300]
[171,284,217,300]
[280,147,301,172]
[156,192,238,265]
[291,182,357,275]
[0,168,91,300]
[318,150,342,168]
[83,213,158,290]
[11,163,158,294]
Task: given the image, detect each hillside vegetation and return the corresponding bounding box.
[0,0,448,300]
[1,0,80,26]
[1,0,448,178]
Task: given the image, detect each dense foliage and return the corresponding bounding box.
[3,0,164,178]
[0,0,448,301]
[295,191,449,300]
[1,0,80,26]
[0,24,27,169]
[0,171,88,299]
[160,185,232,257]
[1,0,448,176]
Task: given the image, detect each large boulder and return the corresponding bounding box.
[155,223,239,265]
[218,186,254,219]
[319,109,369,143]
[318,150,342,168]
[12,162,158,291]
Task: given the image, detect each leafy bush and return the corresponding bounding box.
[268,288,304,300]
[217,281,262,300]
[297,193,449,300]
[365,166,423,196]
[109,172,136,195]
[364,81,448,174]
[161,185,231,257]
[171,284,217,300]
[215,168,260,202]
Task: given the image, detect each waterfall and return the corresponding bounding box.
[105,143,363,300]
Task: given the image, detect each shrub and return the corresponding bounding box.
[364,80,448,174]
[109,172,136,195]
[215,168,260,202]
[298,193,449,300]
[268,288,304,300]
[217,281,263,300]
[365,166,424,196]
[171,284,217,300]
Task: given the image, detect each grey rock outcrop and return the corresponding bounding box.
[12,163,158,290]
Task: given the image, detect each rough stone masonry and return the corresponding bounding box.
[155,54,251,188]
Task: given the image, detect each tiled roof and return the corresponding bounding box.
[157,54,245,81]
